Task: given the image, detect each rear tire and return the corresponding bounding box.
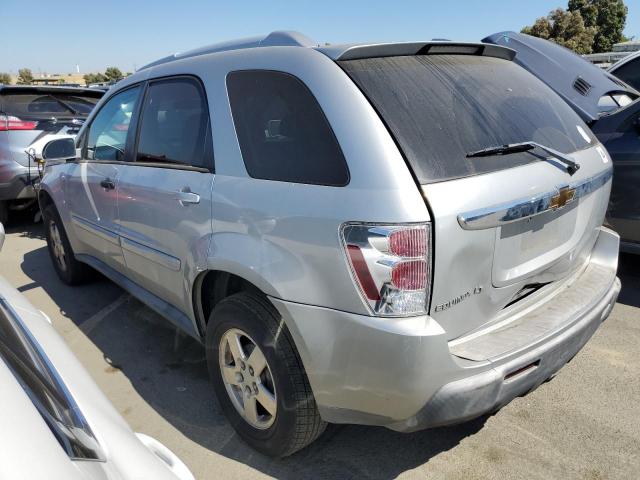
[206,292,326,457]
[42,204,92,285]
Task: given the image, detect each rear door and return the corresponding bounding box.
[117,76,214,316]
[340,54,612,339]
[65,86,141,272]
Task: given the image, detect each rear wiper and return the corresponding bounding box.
[466,141,581,175]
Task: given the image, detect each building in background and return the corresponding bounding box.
[584,40,640,69]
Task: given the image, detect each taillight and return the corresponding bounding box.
[341,223,431,316]
[0,114,37,131]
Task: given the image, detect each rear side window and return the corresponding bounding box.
[1,92,102,117]
[340,55,594,183]
[226,70,349,186]
[136,77,212,170]
[612,57,640,92]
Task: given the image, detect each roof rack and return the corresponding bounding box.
[139,31,316,71]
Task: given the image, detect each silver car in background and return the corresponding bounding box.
[0,224,194,479]
[0,86,104,224]
[38,31,621,456]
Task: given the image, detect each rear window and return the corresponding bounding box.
[339,55,594,183]
[1,92,102,117]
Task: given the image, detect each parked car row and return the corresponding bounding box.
[0,29,637,472]
[0,86,105,224]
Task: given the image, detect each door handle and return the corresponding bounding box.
[176,188,200,206]
[100,178,115,190]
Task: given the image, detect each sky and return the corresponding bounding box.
[1,0,639,74]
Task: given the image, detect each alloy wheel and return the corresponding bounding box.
[218,328,277,429]
[48,220,67,272]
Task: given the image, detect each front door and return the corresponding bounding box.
[116,76,214,316]
[66,86,142,272]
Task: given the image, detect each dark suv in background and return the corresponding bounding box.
[0,86,104,223]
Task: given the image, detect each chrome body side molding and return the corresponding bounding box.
[457,168,612,230]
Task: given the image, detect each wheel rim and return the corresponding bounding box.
[218,328,277,429]
[48,220,67,272]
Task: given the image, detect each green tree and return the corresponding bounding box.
[0,73,11,85]
[522,8,597,54]
[103,67,123,82]
[83,72,107,85]
[16,68,33,85]
[568,0,628,52]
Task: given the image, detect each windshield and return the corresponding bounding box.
[339,55,595,183]
[0,297,102,460]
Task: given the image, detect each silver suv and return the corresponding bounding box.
[38,32,621,457]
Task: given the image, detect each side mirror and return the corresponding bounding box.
[42,138,76,162]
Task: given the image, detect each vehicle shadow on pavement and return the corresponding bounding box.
[18,226,488,479]
[617,253,640,308]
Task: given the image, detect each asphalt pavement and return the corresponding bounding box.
[1,212,638,479]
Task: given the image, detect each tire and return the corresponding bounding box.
[206,292,326,457]
[42,204,92,285]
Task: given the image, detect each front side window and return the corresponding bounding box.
[226,70,349,186]
[86,86,141,161]
[136,77,212,169]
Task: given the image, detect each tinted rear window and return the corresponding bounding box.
[1,92,102,117]
[339,55,594,183]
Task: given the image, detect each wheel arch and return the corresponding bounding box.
[192,266,281,338]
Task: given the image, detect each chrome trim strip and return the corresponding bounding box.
[457,168,612,230]
[0,296,105,461]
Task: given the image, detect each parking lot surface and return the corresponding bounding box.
[1,214,639,480]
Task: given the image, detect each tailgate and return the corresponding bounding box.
[424,147,611,339]
[338,51,612,339]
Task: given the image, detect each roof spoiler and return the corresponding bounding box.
[318,42,516,62]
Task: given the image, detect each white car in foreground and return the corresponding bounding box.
[0,224,194,480]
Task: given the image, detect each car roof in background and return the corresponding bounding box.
[483,31,639,123]
[0,85,106,97]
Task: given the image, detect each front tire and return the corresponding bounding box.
[206,292,326,457]
[42,205,92,285]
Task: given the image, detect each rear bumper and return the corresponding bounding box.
[0,161,38,201]
[272,227,620,431]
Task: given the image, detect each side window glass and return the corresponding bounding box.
[226,70,349,186]
[86,86,140,161]
[136,77,212,169]
[613,57,640,92]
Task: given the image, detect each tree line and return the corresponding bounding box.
[522,0,630,54]
[0,67,129,86]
